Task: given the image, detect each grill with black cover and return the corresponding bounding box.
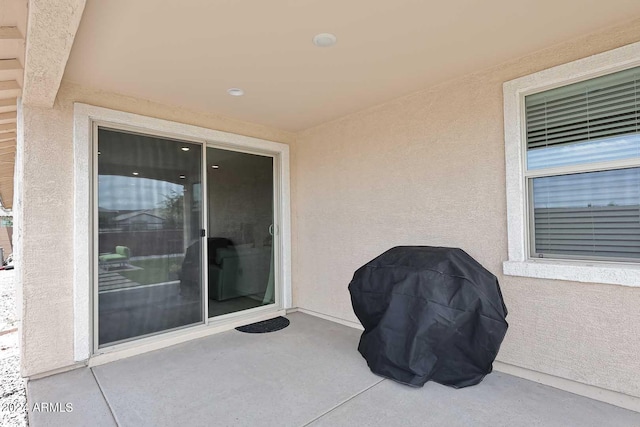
[349,246,508,388]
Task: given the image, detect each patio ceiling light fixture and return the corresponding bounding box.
[181,147,190,151]
[132,172,139,176]
[313,33,337,47]
[179,174,186,179]
[212,165,219,169]
[227,88,244,96]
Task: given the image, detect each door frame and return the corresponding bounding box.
[202,142,284,320]
[73,103,291,363]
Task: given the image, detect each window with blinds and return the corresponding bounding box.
[524,66,640,261]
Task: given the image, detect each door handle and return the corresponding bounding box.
[269,224,275,236]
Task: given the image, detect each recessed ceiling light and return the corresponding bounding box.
[227,88,244,97]
[212,165,220,169]
[181,147,190,151]
[132,172,139,176]
[313,33,337,47]
[179,174,186,179]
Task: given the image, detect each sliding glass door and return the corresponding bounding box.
[206,147,275,318]
[97,128,204,346]
[95,127,278,348]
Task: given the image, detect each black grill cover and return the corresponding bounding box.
[349,246,508,388]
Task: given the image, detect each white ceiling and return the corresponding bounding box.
[64,0,640,132]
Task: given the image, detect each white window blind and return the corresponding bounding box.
[525,66,640,261]
[526,67,640,150]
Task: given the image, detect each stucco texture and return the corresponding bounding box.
[17,82,294,376]
[292,19,640,398]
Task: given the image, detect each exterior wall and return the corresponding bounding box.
[292,18,640,398]
[17,82,295,377]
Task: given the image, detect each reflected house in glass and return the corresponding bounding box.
[111,210,166,231]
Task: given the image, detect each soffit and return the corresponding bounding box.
[64,1,640,133]
[0,0,27,210]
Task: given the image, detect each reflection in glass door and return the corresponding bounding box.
[205,147,275,317]
[97,128,203,346]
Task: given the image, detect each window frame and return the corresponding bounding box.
[503,40,640,287]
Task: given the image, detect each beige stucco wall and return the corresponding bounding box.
[292,18,640,398]
[17,82,295,376]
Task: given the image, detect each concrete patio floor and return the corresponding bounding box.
[27,312,640,427]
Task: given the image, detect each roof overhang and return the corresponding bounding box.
[0,0,27,209]
[0,0,86,209]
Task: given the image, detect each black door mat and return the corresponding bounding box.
[236,316,290,333]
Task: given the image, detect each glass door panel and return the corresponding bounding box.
[97,128,203,346]
[206,147,275,317]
